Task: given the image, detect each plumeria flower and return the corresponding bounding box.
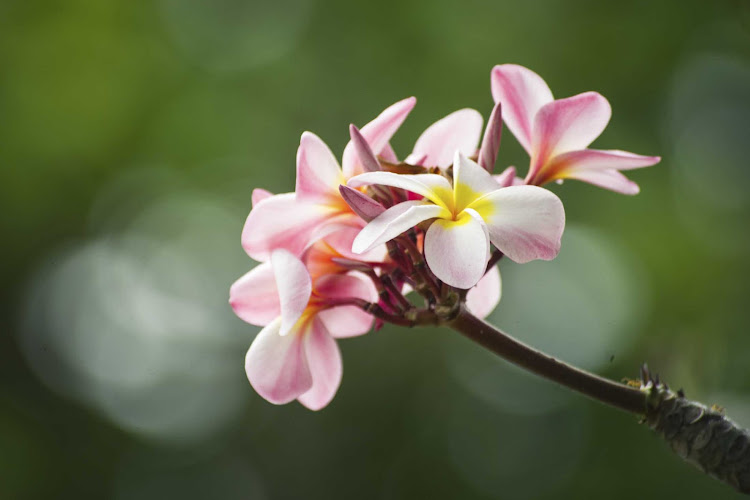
[348,151,565,289]
[230,249,377,410]
[242,97,416,261]
[491,64,660,194]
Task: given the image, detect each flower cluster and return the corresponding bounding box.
[230,64,660,409]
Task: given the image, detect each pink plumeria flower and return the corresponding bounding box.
[242,97,416,261]
[348,151,565,289]
[230,249,377,410]
[491,64,660,194]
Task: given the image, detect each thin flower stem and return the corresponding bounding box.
[381,274,412,312]
[396,236,441,300]
[327,298,435,328]
[448,305,646,415]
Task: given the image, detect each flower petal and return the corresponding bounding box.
[466,264,502,319]
[424,210,489,289]
[297,317,342,411]
[295,132,345,204]
[352,201,447,254]
[563,168,640,195]
[338,185,385,222]
[316,274,377,338]
[493,166,517,187]
[229,262,280,326]
[470,185,565,263]
[342,97,416,178]
[242,193,334,261]
[490,64,554,154]
[410,108,483,168]
[531,92,611,168]
[478,102,503,173]
[347,171,453,208]
[271,250,312,336]
[546,149,661,174]
[245,318,312,405]
[453,151,502,212]
[349,124,381,173]
[252,188,273,207]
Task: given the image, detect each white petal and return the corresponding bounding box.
[229,262,280,326]
[347,171,453,208]
[297,317,343,411]
[453,151,502,212]
[470,185,565,263]
[424,210,489,289]
[352,201,447,254]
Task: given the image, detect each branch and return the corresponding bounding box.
[447,305,750,495]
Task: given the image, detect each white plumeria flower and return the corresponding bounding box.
[348,151,565,289]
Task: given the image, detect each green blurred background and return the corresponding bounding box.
[2,0,750,498]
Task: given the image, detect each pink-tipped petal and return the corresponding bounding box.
[466,265,502,319]
[546,149,661,174]
[339,185,385,222]
[478,102,503,173]
[471,185,565,263]
[242,193,334,261]
[296,132,345,204]
[316,274,377,338]
[490,64,554,154]
[297,317,342,410]
[531,92,612,166]
[342,97,416,178]
[493,166,517,187]
[349,125,382,173]
[229,262,280,326]
[245,318,312,405]
[271,250,313,336]
[347,171,453,208]
[252,188,273,207]
[424,210,490,289]
[453,151,502,211]
[564,169,641,195]
[352,201,447,254]
[411,108,484,168]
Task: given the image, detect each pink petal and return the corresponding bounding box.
[545,149,661,174]
[424,209,490,289]
[296,132,345,204]
[349,124,381,173]
[493,166,517,187]
[252,188,273,207]
[229,262,280,326]
[466,264,501,319]
[316,274,377,338]
[531,92,611,174]
[339,185,385,222]
[271,250,312,336]
[352,201,446,254]
[297,317,342,410]
[411,108,484,168]
[563,169,641,195]
[478,102,503,173]
[242,193,335,261]
[245,318,312,405]
[347,171,453,208]
[453,151,502,212]
[470,185,565,263]
[342,97,416,178]
[380,143,398,163]
[490,64,554,154]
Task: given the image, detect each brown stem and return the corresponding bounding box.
[448,305,646,415]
